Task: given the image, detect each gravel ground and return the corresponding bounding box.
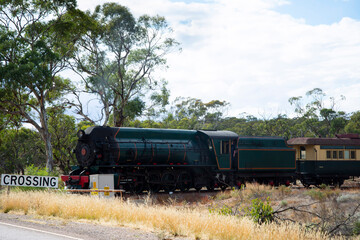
[0,213,190,240]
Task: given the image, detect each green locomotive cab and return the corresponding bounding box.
[198,130,239,170]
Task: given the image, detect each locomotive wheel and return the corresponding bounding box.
[162,172,176,193]
[220,185,227,191]
[301,180,311,188]
[177,171,191,192]
[336,179,344,188]
[130,177,145,194]
[206,185,215,191]
[148,174,161,193]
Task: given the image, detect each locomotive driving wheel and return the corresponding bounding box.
[162,171,176,193]
[130,177,145,194]
[177,171,191,192]
[148,173,161,193]
[301,180,311,188]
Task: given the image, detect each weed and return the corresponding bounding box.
[246,197,274,224]
[306,188,340,201]
[353,221,360,235]
[318,184,328,190]
[215,191,231,200]
[306,189,326,201]
[246,183,272,200]
[280,200,288,207]
[209,204,234,216]
[278,185,292,197]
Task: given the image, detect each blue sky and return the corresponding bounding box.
[170,0,360,25]
[76,0,360,120]
[276,0,360,25]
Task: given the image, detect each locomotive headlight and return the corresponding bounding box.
[77,130,85,138]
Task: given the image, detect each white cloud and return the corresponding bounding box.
[77,0,360,117]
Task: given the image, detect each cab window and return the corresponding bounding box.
[220,140,229,154]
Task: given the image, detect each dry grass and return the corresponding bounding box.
[0,190,331,240]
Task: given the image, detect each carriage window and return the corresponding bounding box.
[344,150,350,159]
[220,141,229,154]
[326,151,331,159]
[300,147,306,159]
[351,151,356,159]
[339,151,344,159]
[333,151,337,159]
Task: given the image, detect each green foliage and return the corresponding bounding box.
[345,111,360,134]
[0,128,45,175]
[77,121,95,131]
[209,205,234,216]
[0,0,81,171]
[288,88,347,137]
[353,221,360,235]
[305,188,339,201]
[305,189,326,201]
[48,108,77,173]
[160,97,229,130]
[73,2,179,126]
[245,197,274,224]
[25,164,57,177]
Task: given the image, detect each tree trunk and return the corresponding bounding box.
[44,131,54,172]
[39,100,54,172]
[114,106,125,127]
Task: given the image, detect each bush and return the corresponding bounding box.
[246,197,274,224]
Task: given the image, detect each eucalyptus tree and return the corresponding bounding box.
[72,3,179,126]
[0,128,45,175]
[162,97,229,130]
[48,108,77,173]
[288,88,347,137]
[0,0,83,171]
[345,111,360,134]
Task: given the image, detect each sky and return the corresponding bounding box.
[75,0,360,119]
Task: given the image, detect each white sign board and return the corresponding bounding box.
[1,174,58,188]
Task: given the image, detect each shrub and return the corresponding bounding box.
[305,189,326,201]
[246,197,274,224]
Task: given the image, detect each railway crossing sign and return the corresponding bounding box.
[1,174,58,188]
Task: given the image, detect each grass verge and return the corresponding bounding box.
[0,190,330,240]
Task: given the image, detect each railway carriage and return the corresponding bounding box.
[288,134,360,187]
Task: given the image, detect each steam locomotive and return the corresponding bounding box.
[61,126,360,193]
